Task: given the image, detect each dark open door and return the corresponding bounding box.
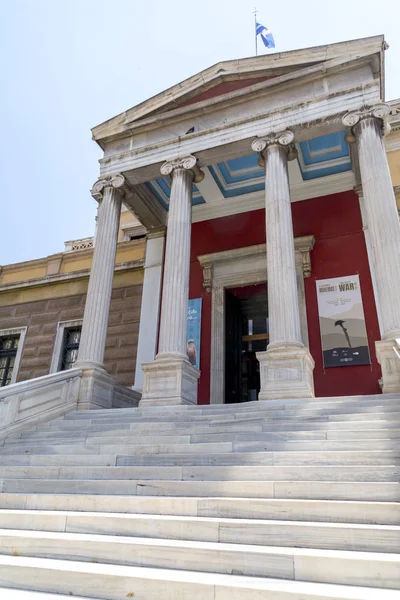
[225,290,244,404]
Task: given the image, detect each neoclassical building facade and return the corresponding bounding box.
[1,35,400,409]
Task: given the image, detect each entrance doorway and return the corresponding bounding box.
[225,284,268,403]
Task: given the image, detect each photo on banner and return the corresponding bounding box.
[186,298,202,369]
[316,275,371,368]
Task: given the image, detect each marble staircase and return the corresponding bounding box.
[0,394,399,598]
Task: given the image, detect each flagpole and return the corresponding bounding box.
[253,7,258,56]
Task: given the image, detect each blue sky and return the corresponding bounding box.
[1,0,399,265]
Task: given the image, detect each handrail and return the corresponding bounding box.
[0,369,82,439]
[394,338,400,360]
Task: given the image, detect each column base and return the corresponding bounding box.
[257,344,315,401]
[375,339,400,394]
[76,365,141,410]
[140,356,200,407]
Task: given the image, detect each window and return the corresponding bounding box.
[60,327,81,371]
[0,327,27,387]
[0,335,19,386]
[50,319,83,374]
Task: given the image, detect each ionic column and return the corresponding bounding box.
[343,105,400,392]
[157,158,199,358]
[251,132,314,400]
[77,174,125,369]
[140,156,204,406]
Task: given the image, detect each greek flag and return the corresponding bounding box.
[256,22,275,48]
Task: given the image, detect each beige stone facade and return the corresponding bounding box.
[0,236,145,389]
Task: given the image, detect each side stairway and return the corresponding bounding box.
[0,394,399,599]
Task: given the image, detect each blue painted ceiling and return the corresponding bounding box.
[146,130,351,207]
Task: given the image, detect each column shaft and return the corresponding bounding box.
[251,132,314,400]
[78,185,122,366]
[356,117,400,339]
[157,168,193,357]
[133,231,165,389]
[264,144,302,347]
[140,156,202,406]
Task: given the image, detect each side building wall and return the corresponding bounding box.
[0,240,144,388]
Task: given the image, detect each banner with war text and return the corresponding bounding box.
[316,275,371,368]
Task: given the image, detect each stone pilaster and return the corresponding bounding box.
[133,229,165,391]
[76,174,126,409]
[251,132,314,400]
[343,104,400,393]
[140,156,204,406]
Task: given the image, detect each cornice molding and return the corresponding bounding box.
[99,84,379,182]
[0,259,145,294]
[93,37,383,144]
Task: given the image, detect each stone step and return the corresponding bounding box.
[233,440,400,452]
[7,429,400,452]
[17,415,400,442]
[0,555,398,599]
[3,433,400,456]
[0,455,118,467]
[0,511,398,553]
[2,479,399,500]
[29,408,400,431]
[0,529,399,586]
[193,429,400,442]
[16,427,399,449]
[0,496,399,524]
[60,393,400,417]
[0,450,398,468]
[0,589,96,600]
[0,444,236,464]
[0,444,102,456]
[21,419,400,438]
[2,438,400,456]
[0,465,398,482]
[42,410,400,430]
[115,450,400,466]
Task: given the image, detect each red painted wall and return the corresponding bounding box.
[179,77,270,108]
[189,190,382,404]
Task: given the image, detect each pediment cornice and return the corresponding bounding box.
[92,36,385,147]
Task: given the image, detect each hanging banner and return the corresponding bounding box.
[186,298,202,369]
[316,275,371,368]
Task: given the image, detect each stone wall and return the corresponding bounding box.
[0,284,142,388]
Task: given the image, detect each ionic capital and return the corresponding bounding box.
[91,174,128,202]
[160,155,205,183]
[251,130,298,166]
[342,104,391,143]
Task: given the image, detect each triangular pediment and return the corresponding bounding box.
[92,35,385,145]
[174,76,276,109]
